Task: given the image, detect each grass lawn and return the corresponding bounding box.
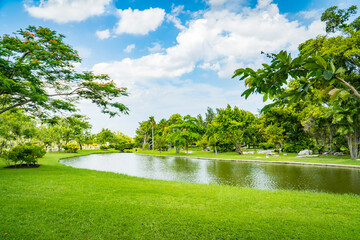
[1,150,360,239]
[136,149,360,167]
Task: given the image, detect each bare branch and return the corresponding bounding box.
[335,76,360,98]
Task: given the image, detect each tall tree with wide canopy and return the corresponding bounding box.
[0,26,128,118]
[233,5,360,158]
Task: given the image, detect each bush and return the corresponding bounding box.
[259,142,275,150]
[100,145,110,150]
[143,143,149,150]
[62,144,79,153]
[2,143,46,166]
[315,144,325,154]
[283,141,315,153]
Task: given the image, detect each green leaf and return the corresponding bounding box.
[339,90,349,100]
[323,70,334,81]
[347,115,354,124]
[330,61,336,72]
[335,67,346,76]
[315,56,328,69]
[263,93,268,102]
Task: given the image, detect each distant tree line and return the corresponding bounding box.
[134,103,349,155]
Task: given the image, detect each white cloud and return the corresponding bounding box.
[115,8,165,35]
[25,0,111,23]
[148,42,164,53]
[166,5,186,30]
[124,44,135,53]
[89,0,326,135]
[96,29,110,40]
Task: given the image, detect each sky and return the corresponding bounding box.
[0,0,357,136]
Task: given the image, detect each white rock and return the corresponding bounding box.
[298,149,313,156]
[257,150,273,154]
[243,151,255,154]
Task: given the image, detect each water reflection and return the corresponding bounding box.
[60,153,360,195]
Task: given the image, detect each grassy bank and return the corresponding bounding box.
[1,150,360,239]
[137,149,360,167]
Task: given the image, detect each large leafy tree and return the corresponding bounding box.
[214,105,255,154]
[169,115,202,153]
[233,5,360,158]
[0,26,128,118]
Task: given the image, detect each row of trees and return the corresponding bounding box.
[0,109,133,154]
[134,102,348,155]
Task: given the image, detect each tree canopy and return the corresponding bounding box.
[0,26,128,118]
[232,5,360,159]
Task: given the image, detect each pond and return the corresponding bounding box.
[60,153,360,195]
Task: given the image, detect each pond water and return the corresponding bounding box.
[60,153,360,195]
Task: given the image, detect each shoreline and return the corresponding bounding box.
[136,153,360,169]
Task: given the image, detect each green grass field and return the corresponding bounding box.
[1,150,360,239]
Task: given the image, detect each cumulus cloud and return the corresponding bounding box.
[124,44,135,53]
[88,0,326,135]
[94,1,324,81]
[25,0,111,23]
[115,8,165,35]
[96,29,110,40]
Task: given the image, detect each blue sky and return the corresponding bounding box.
[0,0,356,136]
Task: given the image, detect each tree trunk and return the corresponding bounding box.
[152,127,154,151]
[186,141,189,153]
[346,127,359,159]
[142,133,147,150]
[214,145,217,155]
[235,143,243,154]
[175,146,180,153]
[329,125,333,152]
[79,141,82,150]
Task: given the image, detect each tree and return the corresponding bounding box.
[66,114,92,150]
[0,26,128,118]
[96,128,116,145]
[233,5,360,158]
[169,115,201,153]
[149,116,156,151]
[214,105,255,154]
[206,122,220,154]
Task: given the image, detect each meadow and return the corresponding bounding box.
[1,150,360,239]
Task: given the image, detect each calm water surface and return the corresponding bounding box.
[60,153,360,194]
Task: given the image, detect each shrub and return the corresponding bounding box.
[315,144,325,154]
[100,145,110,150]
[283,141,315,153]
[2,143,46,166]
[62,144,79,153]
[143,143,149,150]
[259,142,275,150]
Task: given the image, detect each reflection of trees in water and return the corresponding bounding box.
[121,154,360,194]
[138,156,201,182]
[206,161,253,186]
[261,164,360,194]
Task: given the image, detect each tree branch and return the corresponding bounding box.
[335,76,360,98]
[0,99,32,114]
[9,51,32,79]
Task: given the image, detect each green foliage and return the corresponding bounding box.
[0,26,128,117]
[283,141,315,153]
[62,144,79,153]
[143,142,150,150]
[100,145,110,150]
[1,143,45,165]
[259,142,275,150]
[315,144,325,154]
